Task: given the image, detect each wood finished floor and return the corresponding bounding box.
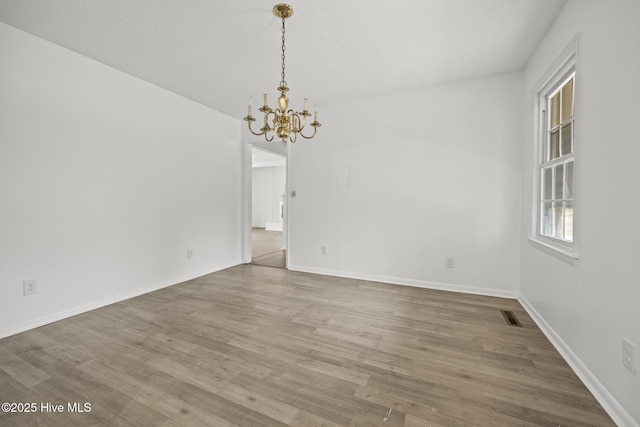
[252,227,285,269]
[0,265,614,426]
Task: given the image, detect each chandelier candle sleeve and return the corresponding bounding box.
[243,3,321,143]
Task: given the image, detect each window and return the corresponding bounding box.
[540,75,575,242]
[530,38,578,260]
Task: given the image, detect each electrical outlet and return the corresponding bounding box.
[623,338,637,374]
[445,257,455,268]
[23,279,38,296]
[320,246,328,255]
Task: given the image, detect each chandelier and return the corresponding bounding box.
[243,3,321,143]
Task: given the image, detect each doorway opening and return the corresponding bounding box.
[250,146,286,268]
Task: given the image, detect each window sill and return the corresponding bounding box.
[527,236,579,265]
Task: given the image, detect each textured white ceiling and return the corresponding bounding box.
[0,0,565,118]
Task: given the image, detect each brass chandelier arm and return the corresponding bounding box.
[299,103,321,139]
[298,121,321,140]
[244,112,278,142]
[290,111,306,132]
[264,111,277,142]
[289,130,298,143]
[243,116,265,136]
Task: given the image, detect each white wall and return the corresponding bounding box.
[289,72,523,297]
[520,1,640,425]
[0,22,241,337]
[252,165,286,228]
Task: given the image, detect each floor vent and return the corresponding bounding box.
[500,310,522,327]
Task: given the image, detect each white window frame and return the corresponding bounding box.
[528,37,579,263]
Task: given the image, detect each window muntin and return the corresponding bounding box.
[539,74,575,243]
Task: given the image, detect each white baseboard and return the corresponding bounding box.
[0,264,236,340]
[518,296,639,427]
[287,264,518,299]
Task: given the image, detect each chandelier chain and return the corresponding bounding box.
[280,17,287,88]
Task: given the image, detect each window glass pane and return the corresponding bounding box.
[543,167,552,200]
[561,78,574,122]
[553,201,564,239]
[538,71,575,244]
[564,201,574,242]
[565,161,574,199]
[551,93,560,127]
[561,122,572,156]
[541,202,552,236]
[550,129,560,160]
[554,163,564,199]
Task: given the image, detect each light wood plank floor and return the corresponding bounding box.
[252,227,285,269]
[0,265,614,426]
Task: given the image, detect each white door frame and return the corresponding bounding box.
[285,141,291,268]
[240,141,252,264]
[240,140,290,267]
